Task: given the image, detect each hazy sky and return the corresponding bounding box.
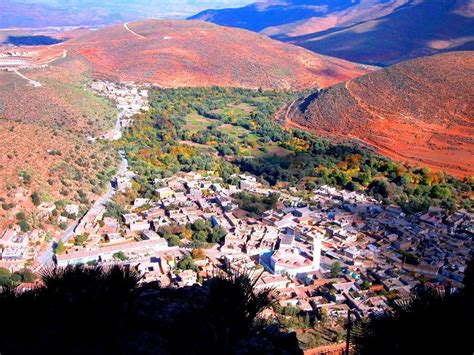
[1,0,256,28]
[13,0,255,11]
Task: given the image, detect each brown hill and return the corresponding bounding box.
[286,52,474,177]
[65,19,372,89]
[0,56,117,230]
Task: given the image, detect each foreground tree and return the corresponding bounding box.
[352,259,474,354]
[0,265,300,354]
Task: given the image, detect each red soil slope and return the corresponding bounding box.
[287,52,474,177]
[65,19,372,89]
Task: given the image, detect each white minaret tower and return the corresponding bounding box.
[313,236,322,271]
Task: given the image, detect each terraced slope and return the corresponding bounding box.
[287,52,474,177]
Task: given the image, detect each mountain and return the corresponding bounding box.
[192,0,474,66]
[0,0,255,29]
[285,52,474,177]
[191,0,398,33]
[65,19,372,89]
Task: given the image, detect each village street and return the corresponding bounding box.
[37,118,129,267]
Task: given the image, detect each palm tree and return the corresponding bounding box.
[0,266,301,354]
[351,258,474,355]
[0,264,141,354]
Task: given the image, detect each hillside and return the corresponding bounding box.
[65,19,372,89]
[191,0,403,33]
[286,52,474,177]
[192,0,474,65]
[0,57,118,231]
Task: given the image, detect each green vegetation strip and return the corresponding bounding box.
[119,87,473,214]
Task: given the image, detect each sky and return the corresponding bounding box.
[1,0,256,28]
[11,0,256,15]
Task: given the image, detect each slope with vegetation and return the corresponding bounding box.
[66,19,372,89]
[287,52,474,178]
[0,58,118,230]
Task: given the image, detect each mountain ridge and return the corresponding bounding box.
[192,0,474,65]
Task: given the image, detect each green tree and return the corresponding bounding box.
[74,234,88,246]
[330,261,342,278]
[192,219,207,231]
[55,240,65,255]
[177,253,197,271]
[209,225,227,243]
[113,251,129,261]
[0,267,12,287]
[19,220,30,232]
[31,192,41,206]
[193,230,208,243]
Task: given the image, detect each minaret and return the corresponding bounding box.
[313,236,322,270]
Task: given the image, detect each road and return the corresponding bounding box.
[101,109,125,140]
[124,22,146,39]
[43,49,68,65]
[13,69,42,87]
[38,113,128,267]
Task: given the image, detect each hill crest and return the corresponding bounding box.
[64,19,372,89]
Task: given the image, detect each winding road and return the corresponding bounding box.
[13,69,42,87]
[124,22,146,39]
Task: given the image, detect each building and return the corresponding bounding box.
[156,187,174,200]
[57,238,170,267]
[267,237,322,277]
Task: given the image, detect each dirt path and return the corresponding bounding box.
[280,98,313,131]
[43,49,67,65]
[13,69,41,87]
[124,22,146,39]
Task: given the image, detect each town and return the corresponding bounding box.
[2,166,471,329]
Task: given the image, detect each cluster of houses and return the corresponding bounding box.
[122,173,471,320]
[90,80,149,137]
[2,169,471,324]
[0,227,47,267]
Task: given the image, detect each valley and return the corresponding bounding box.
[0,7,472,353]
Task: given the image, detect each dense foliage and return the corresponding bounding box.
[0,267,35,288]
[120,87,473,214]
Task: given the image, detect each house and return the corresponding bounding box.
[239,174,257,190]
[64,204,80,216]
[122,213,140,225]
[344,246,360,260]
[156,187,174,200]
[37,203,56,220]
[116,176,132,192]
[268,250,315,277]
[129,220,150,232]
[142,229,161,240]
[57,238,170,267]
[133,198,150,209]
[1,246,27,261]
[177,270,197,287]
